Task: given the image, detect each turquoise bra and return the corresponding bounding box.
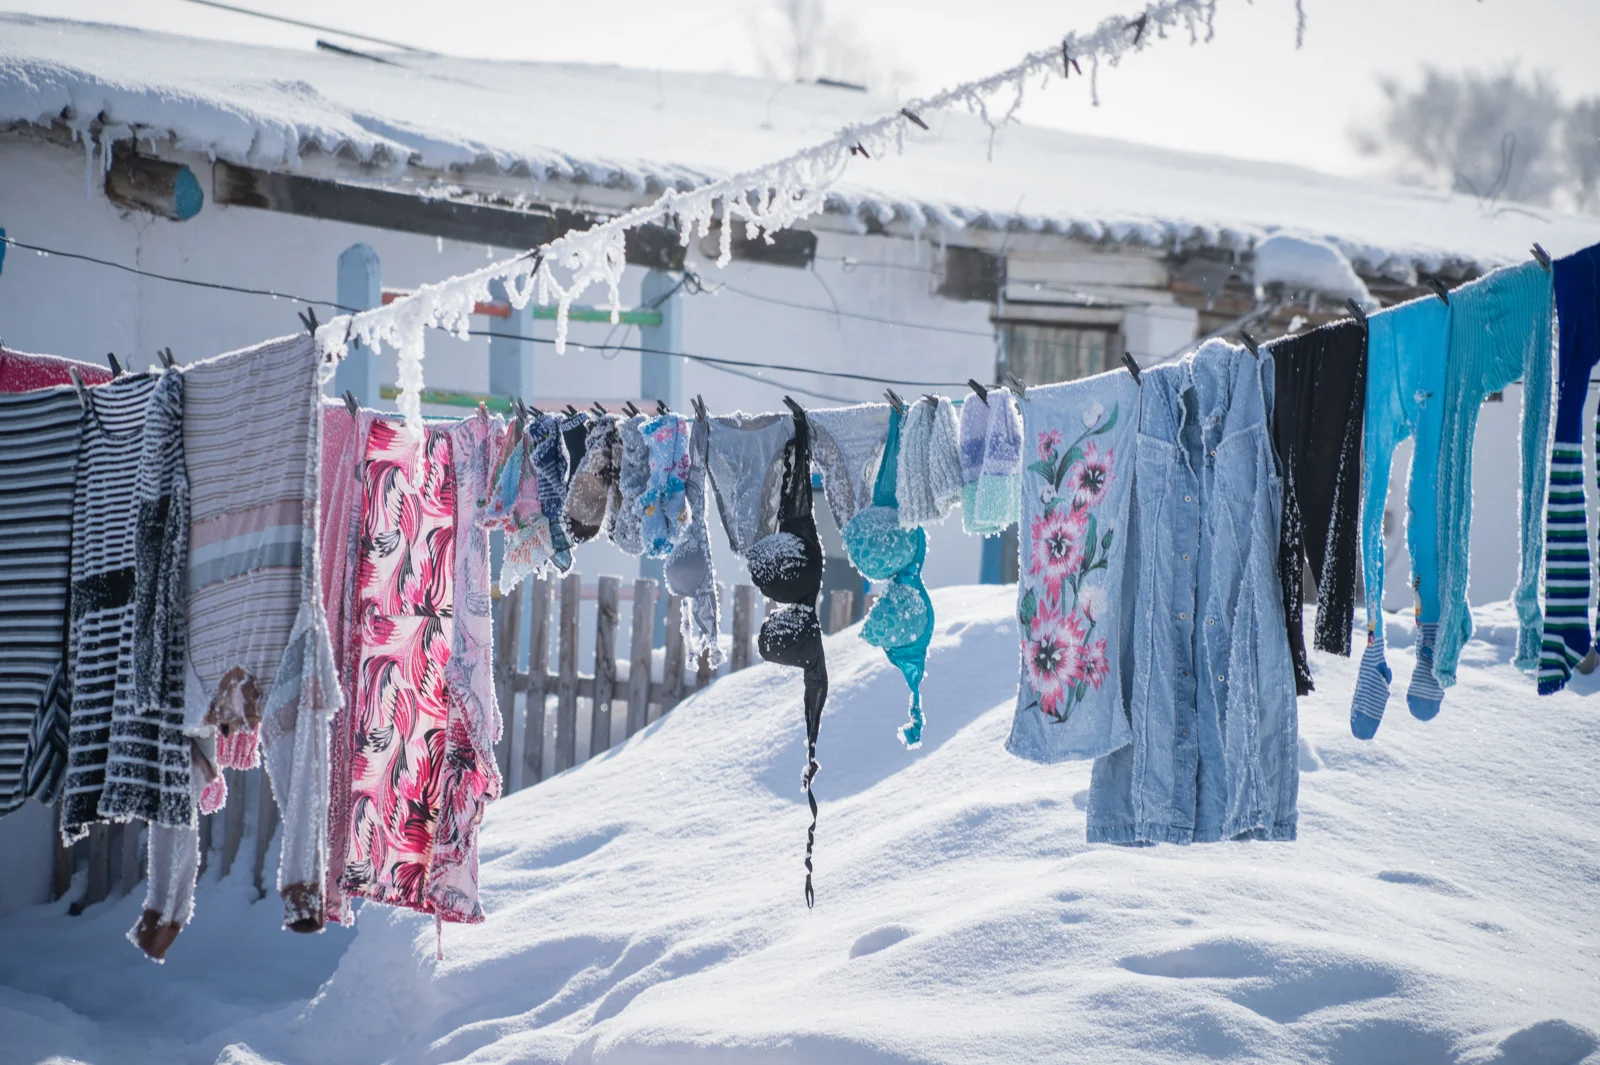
[843,405,935,747]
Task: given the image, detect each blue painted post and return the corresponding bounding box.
[638,270,685,646]
[488,277,536,402]
[979,536,1004,584]
[334,243,380,404]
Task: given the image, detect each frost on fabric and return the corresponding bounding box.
[1253,234,1375,309]
[747,531,807,585]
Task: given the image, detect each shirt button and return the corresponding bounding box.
[1209,449,1217,457]
[1185,495,1193,502]
[1180,728,1189,737]
[1207,617,1215,625]
[1182,553,1190,561]
[1179,612,1187,620]
[1217,673,1226,683]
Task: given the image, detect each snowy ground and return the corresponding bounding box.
[2,586,1597,1065]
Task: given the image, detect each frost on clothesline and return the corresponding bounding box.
[318,0,1232,437]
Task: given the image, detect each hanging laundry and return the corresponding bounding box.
[1348,295,1451,738]
[896,394,963,528]
[526,412,574,569]
[638,413,693,558]
[565,413,620,546]
[1539,246,1600,694]
[0,386,85,814]
[0,346,113,392]
[1087,340,1299,845]
[705,410,794,557]
[485,414,567,592]
[809,402,892,532]
[665,416,723,667]
[609,414,651,555]
[744,405,829,906]
[843,405,935,748]
[61,372,163,841]
[338,421,460,917]
[958,387,1023,537]
[1005,370,1138,764]
[1432,262,1555,690]
[320,401,377,927]
[559,410,592,487]
[1268,319,1368,694]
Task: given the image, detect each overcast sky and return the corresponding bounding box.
[6,0,1599,180]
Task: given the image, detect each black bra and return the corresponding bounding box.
[749,399,828,907]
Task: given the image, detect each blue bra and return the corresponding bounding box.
[843,405,935,747]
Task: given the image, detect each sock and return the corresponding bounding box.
[1349,635,1392,740]
[1407,622,1445,721]
[1538,443,1592,695]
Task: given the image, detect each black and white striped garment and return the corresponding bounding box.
[0,387,84,815]
[61,373,160,840]
[99,371,193,829]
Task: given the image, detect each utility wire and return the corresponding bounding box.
[170,0,433,54]
[712,281,997,338]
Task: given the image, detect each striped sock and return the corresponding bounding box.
[1407,622,1445,721]
[1349,635,1392,740]
[1538,443,1592,694]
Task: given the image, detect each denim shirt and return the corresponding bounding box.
[1088,340,1300,845]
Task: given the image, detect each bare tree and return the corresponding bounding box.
[1564,99,1600,214]
[748,0,908,95]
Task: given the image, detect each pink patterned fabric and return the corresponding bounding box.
[319,405,377,926]
[0,347,114,392]
[339,421,460,916]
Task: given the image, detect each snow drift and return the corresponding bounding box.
[1,586,1597,1065]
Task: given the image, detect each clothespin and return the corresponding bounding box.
[899,108,928,131]
[1120,351,1142,384]
[623,400,641,417]
[967,378,989,405]
[883,388,906,414]
[1239,330,1261,358]
[1425,275,1451,305]
[1346,299,1368,325]
[565,404,580,418]
[343,390,359,418]
[1061,39,1082,78]
[156,347,175,370]
[592,401,608,418]
[656,399,671,416]
[850,142,871,159]
[1128,13,1148,45]
[1532,243,1552,271]
[692,394,709,425]
[67,366,88,411]
[782,395,806,419]
[1005,372,1028,400]
[297,307,320,335]
[105,353,122,377]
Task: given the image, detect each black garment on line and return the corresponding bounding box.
[1269,318,1368,695]
[747,406,828,907]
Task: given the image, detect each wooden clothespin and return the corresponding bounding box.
[1120,351,1142,384]
[105,353,122,377]
[899,108,928,131]
[1239,329,1261,357]
[1005,372,1028,400]
[343,390,359,418]
[1346,298,1368,325]
[67,366,88,411]
[297,307,320,335]
[1425,275,1451,305]
[967,378,990,405]
[1532,243,1552,271]
[883,388,906,414]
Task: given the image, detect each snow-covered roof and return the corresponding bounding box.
[5,13,1599,278]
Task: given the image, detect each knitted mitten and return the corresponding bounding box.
[1407,622,1446,720]
[1349,635,1392,740]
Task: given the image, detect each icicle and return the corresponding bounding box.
[1294,0,1306,48]
[1091,56,1101,107]
[82,130,94,203]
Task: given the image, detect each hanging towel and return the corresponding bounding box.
[810,402,891,532]
[0,386,84,814]
[639,413,693,558]
[0,346,114,392]
[665,416,723,667]
[1268,319,1368,694]
[61,372,161,841]
[1433,262,1555,688]
[1539,247,1600,693]
[897,395,963,528]
[1006,370,1138,764]
[320,403,377,927]
[1348,296,1451,739]
[178,333,339,932]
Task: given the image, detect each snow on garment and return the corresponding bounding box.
[1433,262,1556,689]
[1006,370,1137,764]
[1539,246,1600,694]
[339,421,466,919]
[320,404,377,926]
[960,388,1023,537]
[0,386,83,814]
[484,416,566,592]
[1087,341,1300,845]
[565,414,619,545]
[1348,297,1451,739]
[1268,319,1367,695]
[809,402,891,531]
[638,413,692,558]
[843,405,936,748]
[896,395,963,528]
[664,417,723,667]
[61,373,161,841]
[0,346,114,392]
[610,415,651,556]
[705,411,793,556]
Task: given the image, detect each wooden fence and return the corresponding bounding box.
[53,570,860,906]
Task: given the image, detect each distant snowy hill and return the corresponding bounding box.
[2,587,1597,1065]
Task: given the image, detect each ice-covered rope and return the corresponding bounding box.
[318,0,1227,434]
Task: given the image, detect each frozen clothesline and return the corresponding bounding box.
[315,0,1234,435]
